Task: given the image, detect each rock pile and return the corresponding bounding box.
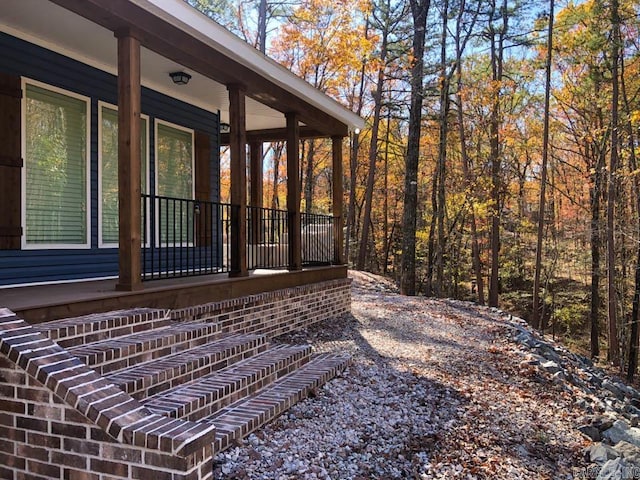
[507,313,640,480]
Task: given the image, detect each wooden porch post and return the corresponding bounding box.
[228,84,248,277]
[115,30,142,291]
[332,135,345,265]
[286,112,302,270]
[249,141,263,244]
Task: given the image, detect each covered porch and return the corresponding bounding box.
[0,0,363,299]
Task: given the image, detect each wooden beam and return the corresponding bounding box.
[286,113,302,271]
[249,141,263,244]
[332,136,345,265]
[228,84,248,277]
[220,127,329,145]
[50,0,349,137]
[115,30,143,291]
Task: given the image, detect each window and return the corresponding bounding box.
[23,81,90,248]
[98,103,148,247]
[156,121,194,199]
[155,120,194,244]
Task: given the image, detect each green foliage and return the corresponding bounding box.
[551,302,589,335]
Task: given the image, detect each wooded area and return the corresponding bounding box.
[190,0,640,377]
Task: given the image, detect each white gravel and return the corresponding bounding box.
[212,271,588,479]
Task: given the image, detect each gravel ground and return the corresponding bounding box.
[212,271,589,479]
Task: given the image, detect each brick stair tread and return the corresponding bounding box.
[68,321,220,373]
[106,333,267,398]
[142,344,312,421]
[35,308,170,347]
[202,353,351,453]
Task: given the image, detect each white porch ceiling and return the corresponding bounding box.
[0,0,286,130]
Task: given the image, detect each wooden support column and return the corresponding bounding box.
[0,73,22,250]
[332,136,345,265]
[228,84,248,277]
[115,31,142,291]
[286,112,302,270]
[249,141,263,244]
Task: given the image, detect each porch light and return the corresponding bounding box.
[169,71,191,85]
[219,122,231,134]
[194,202,201,215]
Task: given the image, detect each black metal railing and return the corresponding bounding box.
[141,194,336,279]
[142,194,230,280]
[301,212,335,266]
[247,205,289,269]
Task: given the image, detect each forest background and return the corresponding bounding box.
[188,0,640,379]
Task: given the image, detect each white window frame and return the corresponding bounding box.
[21,78,91,250]
[97,101,150,248]
[154,119,196,247]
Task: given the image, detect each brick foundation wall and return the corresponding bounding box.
[0,278,351,479]
[173,278,352,338]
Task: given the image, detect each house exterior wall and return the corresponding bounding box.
[0,31,220,287]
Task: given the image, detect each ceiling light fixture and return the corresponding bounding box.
[169,71,191,85]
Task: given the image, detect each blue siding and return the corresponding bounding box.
[0,32,220,287]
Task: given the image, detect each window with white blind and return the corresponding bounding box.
[23,81,90,248]
[155,120,194,245]
[98,103,149,247]
[156,120,194,199]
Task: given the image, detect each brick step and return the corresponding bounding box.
[35,308,170,348]
[143,344,312,421]
[68,321,220,375]
[202,353,351,454]
[106,334,268,399]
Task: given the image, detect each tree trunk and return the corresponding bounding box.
[400,0,430,295]
[622,52,640,380]
[454,0,483,304]
[303,139,315,214]
[345,20,370,265]
[532,0,554,330]
[357,8,390,271]
[590,155,604,359]
[383,105,391,275]
[257,0,267,53]
[435,0,450,297]
[271,142,283,210]
[607,0,620,366]
[488,0,508,307]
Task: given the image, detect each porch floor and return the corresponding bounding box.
[0,265,348,324]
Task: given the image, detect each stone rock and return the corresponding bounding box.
[579,424,602,442]
[587,443,620,465]
[624,414,640,427]
[624,404,640,417]
[613,441,640,466]
[553,371,567,384]
[603,380,626,401]
[536,345,562,363]
[541,360,561,375]
[603,420,640,448]
[596,457,632,480]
